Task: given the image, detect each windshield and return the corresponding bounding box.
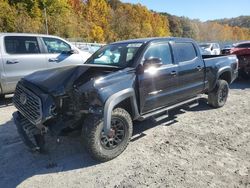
[86,42,143,67]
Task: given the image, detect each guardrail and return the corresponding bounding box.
[67,41,106,48]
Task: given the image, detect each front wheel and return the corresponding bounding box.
[208,80,229,108]
[82,108,133,162]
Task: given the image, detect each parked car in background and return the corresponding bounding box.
[0,33,91,98]
[78,43,104,54]
[12,37,238,161]
[199,43,221,55]
[230,41,250,79]
[221,44,234,55]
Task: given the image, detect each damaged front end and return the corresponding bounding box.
[12,80,95,152]
[12,64,132,152]
[12,82,51,151]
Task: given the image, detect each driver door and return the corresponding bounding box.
[137,42,179,114]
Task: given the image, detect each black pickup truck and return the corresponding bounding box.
[13,37,238,161]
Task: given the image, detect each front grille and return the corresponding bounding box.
[13,83,42,125]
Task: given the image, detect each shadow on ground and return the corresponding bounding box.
[0,112,187,187]
[0,97,13,108]
[0,118,99,188]
[230,78,250,90]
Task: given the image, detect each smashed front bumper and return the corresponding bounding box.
[13,112,45,152]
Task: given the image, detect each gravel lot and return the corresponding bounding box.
[0,79,249,188]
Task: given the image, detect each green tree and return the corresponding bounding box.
[83,0,111,42]
[0,0,16,32]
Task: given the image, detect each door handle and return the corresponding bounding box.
[170,71,177,76]
[6,60,19,64]
[196,66,202,71]
[48,58,59,62]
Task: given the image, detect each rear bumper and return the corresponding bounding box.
[13,111,44,151]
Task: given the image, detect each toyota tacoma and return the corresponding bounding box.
[13,37,238,161]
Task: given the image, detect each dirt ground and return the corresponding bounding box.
[0,79,249,188]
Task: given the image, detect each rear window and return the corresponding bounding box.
[4,36,40,54]
[175,43,197,62]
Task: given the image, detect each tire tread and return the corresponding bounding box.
[82,108,132,161]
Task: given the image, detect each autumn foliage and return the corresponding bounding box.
[0,0,249,42]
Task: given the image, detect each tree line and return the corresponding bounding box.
[213,16,250,29]
[165,14,250,42]
[0,0,249,43]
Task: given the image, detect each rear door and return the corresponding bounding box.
[1,36,46,93]
[41,37,84,68]
[138,42,179,113]
[172,42,205,100]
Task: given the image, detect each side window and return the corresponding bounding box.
[238,43,250,48]
[42,37,71,53]
[144,43,173,65]
[174,43,197,62]
[4,36,40,54]
[237,43,250,48]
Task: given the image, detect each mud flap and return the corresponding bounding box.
[13,112,45,152]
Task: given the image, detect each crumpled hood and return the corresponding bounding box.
[22,64,119,95]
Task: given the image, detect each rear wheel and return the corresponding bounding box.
[208,80,229,108]
[82,108,133,162]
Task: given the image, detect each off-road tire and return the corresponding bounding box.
[208,79,229,108]
[82,108,133,162]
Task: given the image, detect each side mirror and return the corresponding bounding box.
[143,57,162,67]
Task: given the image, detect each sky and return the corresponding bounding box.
[121,0,250,21]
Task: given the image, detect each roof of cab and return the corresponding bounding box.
[0,32,60,38]
[110,37,194,45]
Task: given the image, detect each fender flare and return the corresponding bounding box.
[211,67,232,91]
[217,67,232,81]
[103,88,139,134]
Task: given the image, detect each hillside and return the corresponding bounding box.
[162,13,250,42]
[212,16,250,28]
[0,0,249,42]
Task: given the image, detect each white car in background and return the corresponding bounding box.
[199,43,221,55]
[0,33,91,97]
[78,43,103,54]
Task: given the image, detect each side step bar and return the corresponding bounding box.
[140,96,201,121]
[154,113,169,122]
